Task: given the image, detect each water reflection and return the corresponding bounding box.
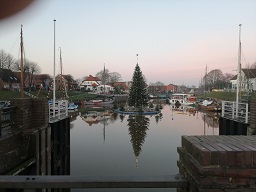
[170,104,196,116]
[69,104,219,192]
[201,111,220,129]
[80,109,114,126]
[127,115,150,167]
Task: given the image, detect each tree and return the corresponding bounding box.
[0,50,15,82]
[13,58,41,90]
[64,74,75,90]
[109,72,122,85]
[128,63,149,108]
[96,68,110,85]
[0,50,15,70]
[200,69,225,91]
[251,61,256,69]
[96,68,122,85]
[223,73,234,89]
[207,69,224,86]
[39,74,51,90]
[113,84,124,94]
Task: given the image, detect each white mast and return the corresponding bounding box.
[236,24,242,118]
[53,19,56,101]
[53,20,56,114]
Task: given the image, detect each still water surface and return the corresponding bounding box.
[70,104,219,191]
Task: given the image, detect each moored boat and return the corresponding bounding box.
[68,102,78,110]
[169,93,196,106]
[84,98,114,105]
[197,99,221,112]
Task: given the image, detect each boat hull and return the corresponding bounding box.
[84,100,114,105]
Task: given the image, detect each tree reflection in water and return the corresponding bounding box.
[127,115,150,168]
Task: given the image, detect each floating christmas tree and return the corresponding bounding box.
[128,54,149,110]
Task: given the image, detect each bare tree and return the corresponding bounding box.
[0,50,15,69]
[95,68,110,85]
[251,61,256,69]
[0,50,7,69]
[64,74,75,90]
[96,68,122,85]
[13,59,41,90]
[109,72,122,85]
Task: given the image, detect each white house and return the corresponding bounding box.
[230,69,256,92]
[80,75,101,91]
[95,85,114,94]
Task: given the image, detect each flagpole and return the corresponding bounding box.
[53,19,56,115]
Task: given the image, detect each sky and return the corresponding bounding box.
[0,0,256,87]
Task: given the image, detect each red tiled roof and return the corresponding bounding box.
[86,75,101,81]
[113,82,129,90]
[92,83,98,87]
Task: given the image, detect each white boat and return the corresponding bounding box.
[84,98,114,105]
[169,93,196,106]
[68,102,78,110]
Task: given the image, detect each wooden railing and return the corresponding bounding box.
[49,100,68,123]
[221,101,249,123]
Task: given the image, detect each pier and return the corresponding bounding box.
[220,100,256,135]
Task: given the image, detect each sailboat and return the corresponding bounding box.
[221,24,249,124]
[58,47,78,110]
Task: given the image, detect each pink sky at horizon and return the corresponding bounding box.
[0,0,255,87]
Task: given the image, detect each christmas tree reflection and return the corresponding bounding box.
[127,115,150,168]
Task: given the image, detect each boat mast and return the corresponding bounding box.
[204,64,207,97]
[59,47,68,99]
[104,63,106,95]
[236,24,242,118]
[20,25,24,98]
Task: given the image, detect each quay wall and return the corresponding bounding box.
[248,100,256,135]
[178,135,256,192]
[0,98,51,175]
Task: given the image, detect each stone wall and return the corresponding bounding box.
[0,98,50,175]
[248,100,256,135]
[178,135,256,192]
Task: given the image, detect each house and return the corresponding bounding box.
[54,74,78,91]
[0,68,20,91]
[148,83,178,95]
[80,75,101,91]
[62,75,78,90]
[113,82,130,93]
[95,84,114,94]
[24,74,52,90]
[166,84,178,93]
[230,69,256,92]
[148,85,167,95]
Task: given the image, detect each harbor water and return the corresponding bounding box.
[70,103,220,191]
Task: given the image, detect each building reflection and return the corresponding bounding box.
[170,104,196,116]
